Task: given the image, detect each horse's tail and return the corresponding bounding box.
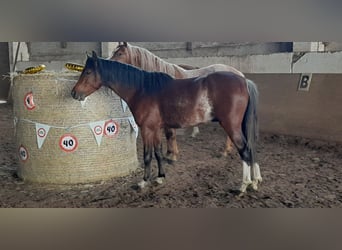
[242,79,259,166]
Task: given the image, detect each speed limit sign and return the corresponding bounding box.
[104,120,119,137]
[18,145,29,162]
[24,92,36,110]
[59,134,78,152]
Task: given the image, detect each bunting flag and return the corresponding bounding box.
[80,97,88,108]
[17,115,136,149]
[121,99,128,113]
[88,120,105,146]
[35,122,51,149]
[128,117,139,138]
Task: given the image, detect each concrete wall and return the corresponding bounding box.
[11,42,342,73]
[293,42,324,52]
[14,42,101,71]
[322,42,342,52]
[166,53,293,73]
[292,52,342,73]
[27,42,101,61]
[166,51,342,74]
[132,42,292,58]
[102,42,119,58]
[245,73,342,142]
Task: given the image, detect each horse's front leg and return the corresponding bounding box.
[138,144,153,189]
[154,143,165,185]
[164,127,179,162]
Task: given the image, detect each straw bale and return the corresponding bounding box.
[12,71,138,184]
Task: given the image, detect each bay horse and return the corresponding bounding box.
[110,42,244,161]
[71,51,262,194]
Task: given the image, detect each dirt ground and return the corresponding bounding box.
[1,103,341,207]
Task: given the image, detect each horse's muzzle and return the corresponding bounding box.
[71,89,85,101]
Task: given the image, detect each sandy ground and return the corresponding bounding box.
[0,103,341,207]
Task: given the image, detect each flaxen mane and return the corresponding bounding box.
[125,44,245,79]
[127,45,182,77]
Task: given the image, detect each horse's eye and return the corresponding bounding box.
[86,70,91,75]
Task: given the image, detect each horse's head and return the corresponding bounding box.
[71,51,102,101]
[109,42,130,63]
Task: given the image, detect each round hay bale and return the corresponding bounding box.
[12,72,138,184]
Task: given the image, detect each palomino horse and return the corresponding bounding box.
[71,51,262,194]
[110,42,244,161]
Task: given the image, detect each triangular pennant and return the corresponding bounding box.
[121,99,128,113]
[88,120,105,146]
[13,117,18,136]
[128,116,139,138]
[80,97,88,108]
[35,123,51,149]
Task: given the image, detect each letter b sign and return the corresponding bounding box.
[298,74,312,91]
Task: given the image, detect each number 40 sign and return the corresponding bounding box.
[104,120,119,137]
[59,134,78,152]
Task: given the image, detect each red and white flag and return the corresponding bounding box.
[88,120,105,146]
[35,122,51,149]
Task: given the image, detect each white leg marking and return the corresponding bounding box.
[191,126,200,137]
[252,163,262,190]
[138,180,148,189]
[240,161,252,193]
[155,177,164,185]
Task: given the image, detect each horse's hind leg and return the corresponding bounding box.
[191,126,200,137]
[154,143,166,185]
[220,122,253,194]
[231,131,262,193]
[221,137,234,157]
[251,162,262,190]
[164,128,179,162]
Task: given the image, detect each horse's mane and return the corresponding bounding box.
[127,44,184,77]
[97,57,173,94]
[125,44,245,79]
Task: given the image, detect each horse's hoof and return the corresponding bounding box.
[191,127,199,138]
[239,181,252,194]
[165,151,177,161]
[155,177,165,185]
[251,178,262,191]
[221,147,233,157]
[221,151,228,157]
[137,180,148,189]
[163,157,175,165]
[190,132,199,138]
[237,191,246,198]
[251,181,258,191]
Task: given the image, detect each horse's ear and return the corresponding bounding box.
[92,50,98,59]
[91,51,99,67]
[123,42,128,47]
